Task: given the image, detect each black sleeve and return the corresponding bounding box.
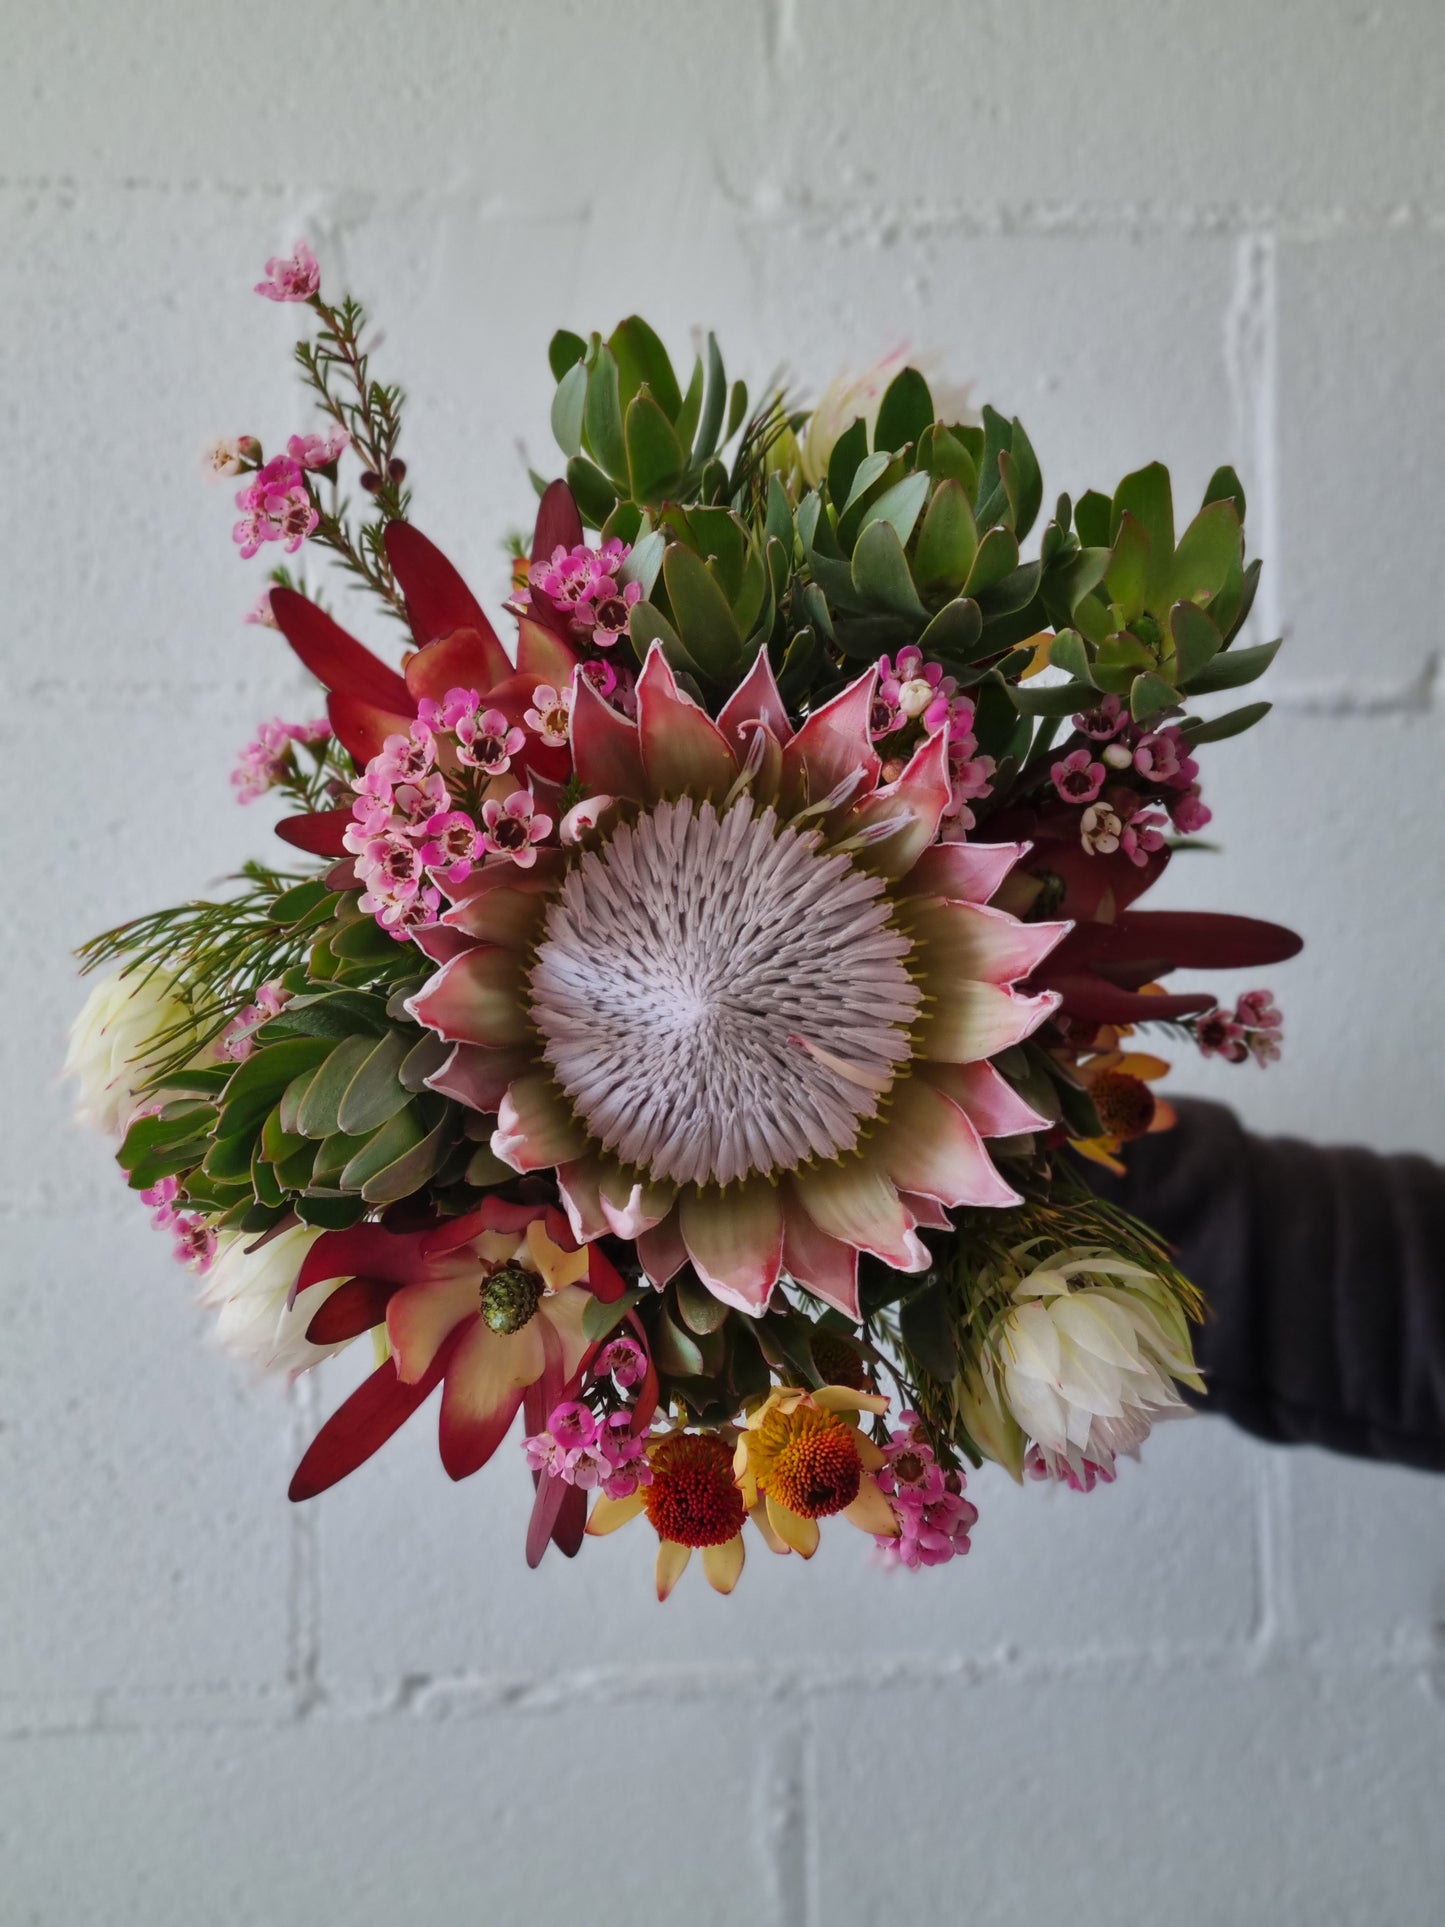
[1084,1099,1445,1471]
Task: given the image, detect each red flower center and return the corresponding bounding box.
[643,1434,745,1548]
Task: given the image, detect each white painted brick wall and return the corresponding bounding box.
[3,3,1443,1920]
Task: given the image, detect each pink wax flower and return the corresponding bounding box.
[1168,784,1212,834]
[374,725,436,787]
[141,1176,181,1228]
[532,544,606,610]
[358,830,425,902]
[255,241,320,302]
[1133,726,1185,784]
[233,456,317,558]
[390,772,450,828]
[1196,1009,1249,1063]
[244,587,278,629]
[597,1413,653,1499]
[419,809,483,885]
[481,790,552,867]
[1112,793,1168,866]
[594,1335,647,1389]
[1051,747,1106,805]
[578,658,618,701]
[1074,694,1128,741]
[219,981,290,1062]
[375,883,442,940]
[589,577,642,648]
[524,682,572,748]
[1236,989,1282,1031]
[876,647,955,737]
[548,1401,599,1453]
[454,704,525,774]
[286,428,350,470]
[172,1216,217,1272]
[417,686,481,735]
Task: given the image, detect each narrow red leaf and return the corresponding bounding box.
[305,1277,398,1344]
[288,1340,455,1501]
[384,521,511,682]
[270,588,412,709]
[327,691,417,766]
[531,480,585,562]
[275,809,351,857]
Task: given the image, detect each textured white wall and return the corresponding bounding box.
[4,3,1444,1921]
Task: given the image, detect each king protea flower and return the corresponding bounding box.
[408,642,1069,1320]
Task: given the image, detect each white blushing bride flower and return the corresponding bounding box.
[976,1247,1205,1485]
[64,968,198,1136]
[198,1222,354,1378]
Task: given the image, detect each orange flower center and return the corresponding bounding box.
[1089,1069,1157,1140]
[764,1410,862,1519]
[642,1434,745,1548]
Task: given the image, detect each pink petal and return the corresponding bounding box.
[781,1206,860,1319]
[492,1074,588,1172]
[635,643,737,800]
[441,881,550,947]
[716,646,793,747]
[569,664,647,801]
[922,1059,1052,1137]
[905,840,1030,905]
[923,983,1061,1063]
[424,1041,533,1111]
[874,1075,1021,1208]
[844,727,951,878]
[790,1163,930,1273]
[910,900,1072,986]
[897,1191,952,1231]
[637,1209,689,1287]
[780,666,880,810]
[411,924,475,966]
[678,1180,784,1314]
[405,946,529,1046]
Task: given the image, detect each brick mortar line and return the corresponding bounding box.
[3,175,1445,240]
[1,1640,1438,1739]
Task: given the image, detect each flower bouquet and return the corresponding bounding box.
[69,244,1300,1597]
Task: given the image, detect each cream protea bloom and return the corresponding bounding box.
[409,642,1069,1319]
[64,968,200,1135]
[977,1247,1204,1483]
[795,350,974,489]
[198,1222,354,1378]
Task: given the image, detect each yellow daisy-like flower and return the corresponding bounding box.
[587,1430,749,1600]
[734,1385,898,1557]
